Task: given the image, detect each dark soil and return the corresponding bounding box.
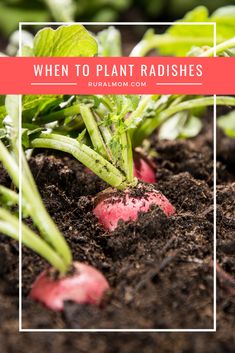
[0,115,235,351]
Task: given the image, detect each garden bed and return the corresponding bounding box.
[1,113,235,350]
[20,114,215,329]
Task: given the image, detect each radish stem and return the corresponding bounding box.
[30,133,130,189]
[0,208,68,273]
[200,37,235,57]
[35,104,81,124]
[79,104,109,160]
[1,133,72,273]
[133,96,235,147]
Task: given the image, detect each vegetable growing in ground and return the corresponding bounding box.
[27,100,175,231]
[20,20,235,230]
[0,95,109,311]
[1,4,235,315]
[30,262,109,311]
[93,184,175,231]
[133,150,156,183]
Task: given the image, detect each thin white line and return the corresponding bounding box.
[156,82,202,86]
[30,83,77,86]
[213,22,217,58]
[213,22,217,331]
[213,94,217,332]
[18,23,22,333]
[20,22,215,26]
[19,328,217,333]
[19,97,22,332]
[213,22,217,333]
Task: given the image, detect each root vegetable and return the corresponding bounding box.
[133,151,156,183]
[30,262,109,311]
[93,184,175,231]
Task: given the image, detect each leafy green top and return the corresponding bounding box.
[33,24,98,57]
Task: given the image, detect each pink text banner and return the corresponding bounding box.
[0,57,234,94]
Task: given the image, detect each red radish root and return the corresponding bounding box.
[30,262,109,311]
[133,151,156,183]
[93,184,175,231]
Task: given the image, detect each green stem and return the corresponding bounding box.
[79,104,109,160]
[200,37,235,57]
[0,185,30,216]
[0,208,67,273]
[44,0,74,22]
[130,34,214,57]
[22,166,72,269]
[133,96,235,147]
[30,133,129,189]
[0,140,19,187]
[21,148,39,195]
[94,111,115,163]
[22,222,68,273]
[0,221,18,240]
[126,95,159,129]
[0,141,71,272]
[94,112,113,146]
[0,185,19,206]
[120,131,134,183]
[6,144,70,268]
[35,105,81,124]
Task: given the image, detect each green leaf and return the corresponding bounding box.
[212,6,235,27]
[0,3,49,35]
[217,110,235,137]
[5,95,19,131]
[22,127,43,148]
[179,115,202,139]
[158,112,202,140]
[7,30,34,56]
[22,45,34,57]
[22,95,63,122]
[77,128,87,143]
[131,6,235,57]
[0,129,7,140]
[225,49,235,57]
[4,95,19,147]
[0,96,6,126]
[43,0,76,22]
[168,5,235,55]
[33,24,98,57]
[21,128,30,148]
[158,111,188,140]
[97,26,122,56]
[159,6,214,56]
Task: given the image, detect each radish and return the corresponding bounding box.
[1,130,110,313]
[30,262,109,311]
[93,184,175,231]
[133,151,156,184]
[29,101,174,235]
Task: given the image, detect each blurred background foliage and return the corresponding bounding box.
[0,0,235,38]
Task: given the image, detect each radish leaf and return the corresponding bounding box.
[33,24,98,57]
[218,110,235,137]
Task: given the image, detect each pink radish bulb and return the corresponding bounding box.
[93,185,175,231]
[133,151,156,183]
[30,262,109,311]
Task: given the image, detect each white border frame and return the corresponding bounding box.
[18,21,217,333]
